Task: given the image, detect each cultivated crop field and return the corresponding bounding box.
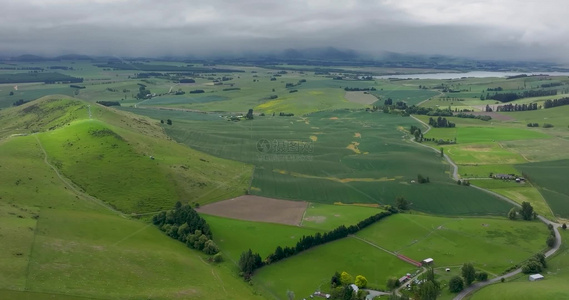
[131,108,512,216]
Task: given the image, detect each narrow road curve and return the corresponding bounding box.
[406,116,564,299]
[409,115,459,180]
[34,135,125,218]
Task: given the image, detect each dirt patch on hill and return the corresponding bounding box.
[468,110,515,121]
[197,195,308,226]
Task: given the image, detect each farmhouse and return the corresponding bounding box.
[529,274,544,281]
[422,258,434,265]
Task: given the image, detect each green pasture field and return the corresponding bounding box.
[356,213,550,275]
[2,97,252,213]
[469,230,569,300]
[129,108,512,216]
[371,89,440,106]
[425,127,549,144]
[517,159,569,219]
[202,215,321,264]
[444,143,527,166]
[502,137,569,162]
[301,203,385,231]
[471,180,555,220]
[458,164,519,178]
[0,136,262,300]
[502,105,569,129]
[254,237,417,299]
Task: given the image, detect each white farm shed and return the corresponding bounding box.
[529,274,544,281]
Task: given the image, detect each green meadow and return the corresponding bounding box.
[517,159,569,219]
[301,203,385,231]
[356,213,550,275]
[0,135,263,300]
[254,236,416,299]
[202,215,321,263]
[470,230,569,300]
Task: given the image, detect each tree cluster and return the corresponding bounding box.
[455,113,491,121]
[12,99,28,106]
[526,123,540,127]
[544,97,569,109]
[411,268,440,300]
[238,249,263,278]
[409,126,423,142]
[522,253,547,274]
[344,87,376,91]
[428,117,455,128]
[152,202,218,255]
[96,101,121,107]
[136,85,151,99]
[329,271,368,300]
[189,89,205,94]
[496,103,538,112]
[546,224,556,248]
[417,174,430,184]
[405,106,453,117]
[487,89,557,103]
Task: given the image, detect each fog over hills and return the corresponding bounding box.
[1,0,568,62]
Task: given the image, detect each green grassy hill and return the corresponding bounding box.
[1,96,252,213]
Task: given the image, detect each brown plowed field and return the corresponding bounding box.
[197,195,308,225]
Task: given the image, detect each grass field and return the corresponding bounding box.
[202,214,322,264]
[517,159,569,219]
[425,127,550,144]
[471,180,555,220]
[128,108,512,216]
[254,237,417,299]
[469,230,569,300]
[356,213,550,275]
[301,203,385,231]
[1,97,254,213]
[0,135,263,300]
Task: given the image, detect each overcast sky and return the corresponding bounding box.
[1,0,568,61]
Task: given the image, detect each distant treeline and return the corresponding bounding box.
[96,101,121,107]
[405,106,453,116]
[496,103,539,112]
[12,99,29,106]
[455,112,492,121]
[239,209,396,277]
[344,87,376,91]
[428,116,455,128]
[189,89,205,94]
[0,72,83,84]
[70,84,86,89]
[96,62,244,73]
[485,89,557,102]
[544,97,569,108]
[152,203,219,255]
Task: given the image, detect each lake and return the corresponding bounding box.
[376,71,569,80]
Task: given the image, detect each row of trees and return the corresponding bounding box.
[405,106,453,117]
[152,202,218,255]
[496,103,539,112]
[455,112,492,121]
[428,117,455,128]
[522,253,547,274]
[240,209,397,277]
[486,89,557,103]
[344,87,376,91]
[544,97,569,108]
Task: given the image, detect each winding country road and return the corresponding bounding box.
[407,115,563,299]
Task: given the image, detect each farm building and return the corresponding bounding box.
[349,284,359,294]
[422,258,434,265]
[399,275,409,284]
[529,274,544,281]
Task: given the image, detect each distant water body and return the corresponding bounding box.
[376,71,569,80]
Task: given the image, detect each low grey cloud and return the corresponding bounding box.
[0,0,567,61]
